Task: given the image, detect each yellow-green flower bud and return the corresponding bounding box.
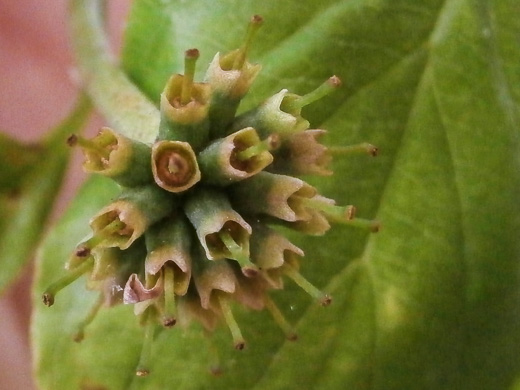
[184,187,256,276]
[230,76,341,139]
[198,127,277,186]
[151,140,201,193]
[249,222,303,289]
[230,171,316,222]
[144,216,192,296]
[206,15,263,138]
[270,129,332,176]
[158,49,210,150]
[89,185,175,250]
[69,128,153,187]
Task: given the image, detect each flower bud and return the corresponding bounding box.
[206,15,263,138]
[230,76,341,139]
[249,222,303,289]
[89,185,175,250]
[229,171,316,222]
[184,187,257,276]
[193,251,237,311]
[68,127,153,187]
[151,140,201,193]
[270,129,332,176]
[198,127,276,186]
[158,49,210,150]
[144,216,192,295]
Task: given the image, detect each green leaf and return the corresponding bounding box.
[34,1,520,389]
[0,95,91,293]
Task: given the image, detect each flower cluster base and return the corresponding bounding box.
[43,15,379,376]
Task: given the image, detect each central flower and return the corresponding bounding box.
[42,15,379,377]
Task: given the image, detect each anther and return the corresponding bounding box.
[328,143,379,157]
[282,76,342,113]
[235,134,280,161]
[42,257,94,307]
[219,230,258,277]
[232,15,264,70]
[135,309,156,377]
[218,293,246,350]
[264,296,297,341]
[180,49,200,105]
[282,264,331,306]
[73,294,104,342]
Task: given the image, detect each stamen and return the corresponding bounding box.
[297,195,356,223]
[219,230,258,277]
[218,293,246,350]
[73,294,104,342]
[135,309,156,377]
[161,265,177,328]
[235,134,280,161]
[282,264,331,306]
[328,143,379,157]
[67,133,110,160]
[344,218,381,232]
[180,49,200,105]
[81,218,128,250]
[264,296,297,341]
[232,15,264,70]
[42,257,94,307]
[282,76,342,112]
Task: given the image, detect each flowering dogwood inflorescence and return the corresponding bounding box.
[42,15,379,377]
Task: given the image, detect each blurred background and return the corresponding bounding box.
[0,1,129,388]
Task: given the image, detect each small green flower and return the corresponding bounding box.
[43,16,379,376]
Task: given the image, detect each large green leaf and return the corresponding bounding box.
[33,0,520,389]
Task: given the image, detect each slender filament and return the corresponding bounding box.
[232,14,264,70]
[218,293,245,350]
[219,230,258,276]
[42,257,94,307]
[328,143,379,157]
[264,296,297,341]
[283,76,341,112]
[135,309,156,377]
[283,264,331,306]
[180,48,200,105]
[162,265,177,327]
[73,294,104,342]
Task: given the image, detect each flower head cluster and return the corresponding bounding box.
[43,16,378,376]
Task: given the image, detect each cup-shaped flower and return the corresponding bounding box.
[89,185,175,250]
[144,217,192,296]
[230,89,309,138]
[206,15,263,137]
[158,49,211,150]
[248,222,304,289]
[151,140,201,193]
[198,127,276,185]
[270,129,332,176]
[184,187,257,277]
[69,127,153,187]
[230,171,316,222]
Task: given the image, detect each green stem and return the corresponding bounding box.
[69,0,159,143]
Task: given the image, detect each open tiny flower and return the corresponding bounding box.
[43,15,380,377]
